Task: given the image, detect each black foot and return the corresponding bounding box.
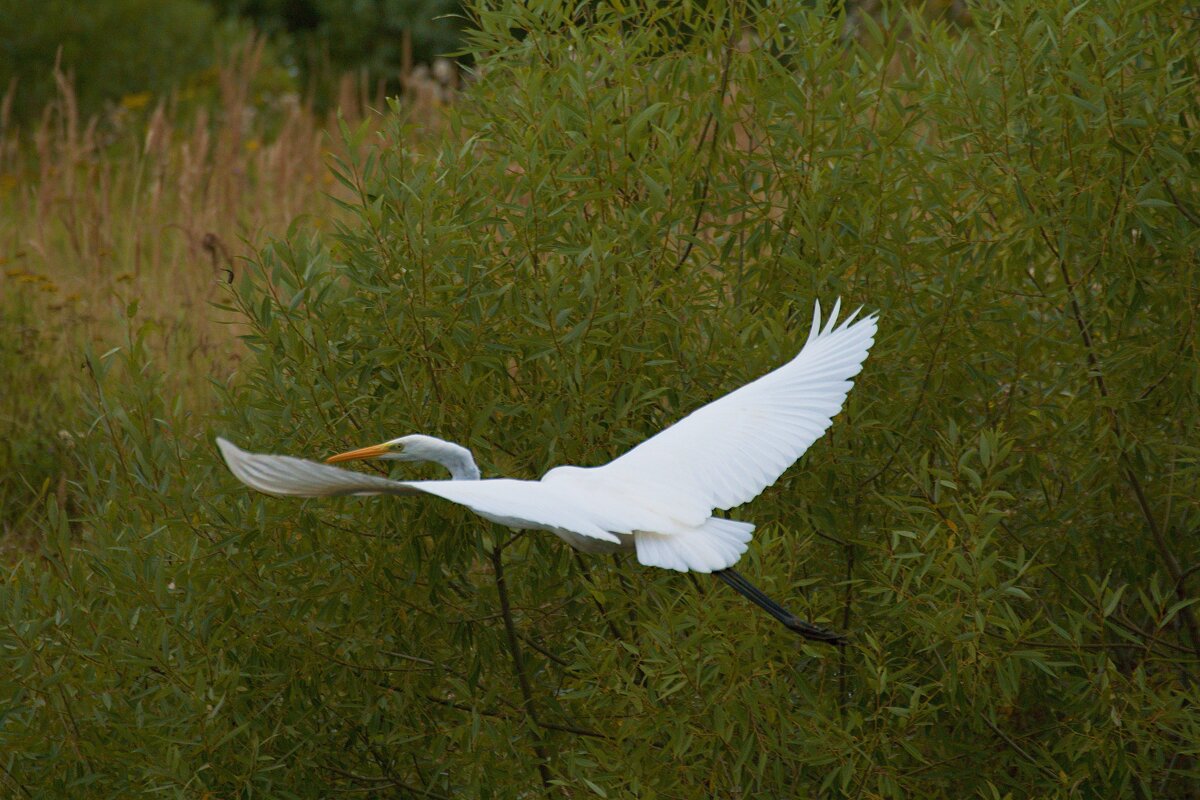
[779,614,849,646]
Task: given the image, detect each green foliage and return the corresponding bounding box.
[0,0,229,124]
[2,0,1199,796]
[0,290,76,549]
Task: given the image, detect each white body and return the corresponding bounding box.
[218,299,878,573]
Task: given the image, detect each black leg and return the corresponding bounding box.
[713,568,848,646]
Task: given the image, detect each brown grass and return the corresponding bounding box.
[0,39,389,407]
[0,38,458,550]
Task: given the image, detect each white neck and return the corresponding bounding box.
[436,445,481,481]
[393,435,481,481]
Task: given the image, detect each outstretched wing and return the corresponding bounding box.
[584,299,877,518]
[217,438,423,498]
[216,439,624,544]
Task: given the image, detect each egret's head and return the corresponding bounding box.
[326,434,445,464]
[326,434,481,480]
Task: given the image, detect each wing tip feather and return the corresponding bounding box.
[801,298,879,362]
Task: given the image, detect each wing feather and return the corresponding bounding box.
[217,438,423,498]
[586,299,877,517]
[409,480,622,543]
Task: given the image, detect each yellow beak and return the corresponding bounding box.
[326,442,391,464]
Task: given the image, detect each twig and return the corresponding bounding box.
[1162,178,1200,226]
[321,763,450,799]
[674,9,739,271]
[55,684,92,774]
[858,297,954,489]
[519,630,572,668]
[83,356,130,480]
[612,560,649,687]
[997,522,1193,659]
[838,540,855,711]
[0,762,32,799]
[491,544,554,792]
[573,553,626,643]
[1176,561,1200,595]
[982,716,1060,782]
[427,694,608,740]
[1053,251,1200,660]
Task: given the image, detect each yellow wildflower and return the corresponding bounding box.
[120,92,153,111]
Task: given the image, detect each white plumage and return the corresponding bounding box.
[218,299,877,574]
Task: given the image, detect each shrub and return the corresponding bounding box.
[1,0,1197,797]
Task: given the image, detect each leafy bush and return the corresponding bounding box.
[0,289,76,552]
[1,0,1198,797]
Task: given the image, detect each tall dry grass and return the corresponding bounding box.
[0,40,369,397]
[0,38,454,547]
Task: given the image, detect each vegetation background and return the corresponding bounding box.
[1,0,1198,797]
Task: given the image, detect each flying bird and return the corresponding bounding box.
[218,299,877,645]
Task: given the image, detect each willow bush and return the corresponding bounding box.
[2,0,1198,796]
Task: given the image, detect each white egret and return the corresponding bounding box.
[218,298,877,644]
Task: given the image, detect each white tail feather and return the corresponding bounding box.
[635,518,755,573]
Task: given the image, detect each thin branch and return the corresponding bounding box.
[1162,178,1200,226]
[519,630,572,669]
[573,553,627,644]
[1054,252,1200,659]
[0,762,32,799]
[491,545,554,792]
[838,539,855,712]
[425,693,607,740]
[320,764,451,799]
[997,521,1194,659]
[536,719,607,739]
[1177,561,1200,595]
[674,10,739,271]
[982,716,1061,782]
[858,304,954,489]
